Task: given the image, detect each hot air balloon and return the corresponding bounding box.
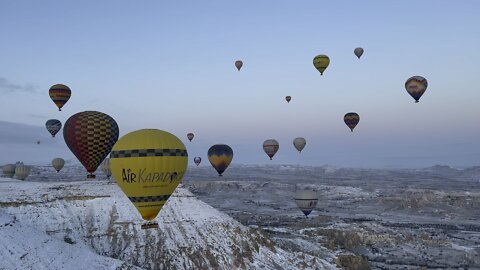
[187,133,194,142]
[344,112,360,132]
[49,84,71,111]
[101,158,111,179]
[294,190,318,217]
[285,96,291,103]
[2,164,16,178]
[110,129,188,229]
[15,164,30,180]
[313,55,330,75]
[405,76,428,103]
[235,60,243,71]
[36,141,41,144]
[194,157,202,166]
[52,158,65,172]
[208,144,233,176]
[263,139,279,160]
[354,47,364,59]
[46,119,62,137]
[293,137,306,153]
[63,111,119,178]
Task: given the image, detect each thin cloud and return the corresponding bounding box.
[0,77,35,93]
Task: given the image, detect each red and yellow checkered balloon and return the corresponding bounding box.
[63,111,119,178]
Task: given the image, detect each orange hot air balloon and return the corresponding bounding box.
[63,111,119,178]
[49,84,71,111]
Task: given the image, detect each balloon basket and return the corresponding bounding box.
[141,221,159,230]
[87,174,96,179]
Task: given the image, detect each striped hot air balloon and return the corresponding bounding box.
[63,111,119,178]
[45,119,62,137]
[294,190,318,217]
[344,112,360,132]
[263,139,279,160]
[208,144,233,176]
[49,84,71,111]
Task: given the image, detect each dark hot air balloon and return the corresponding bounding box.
[46,119,62,137]
[63,111,119,178]
[235,60,243,71]
[194,157,201,166]
[405,76,428,103]
[344,112,360,132]
[208,144,233,176]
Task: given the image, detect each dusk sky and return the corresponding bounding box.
[1,1,479,168]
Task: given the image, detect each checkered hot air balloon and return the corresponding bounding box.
[63,111,119,178]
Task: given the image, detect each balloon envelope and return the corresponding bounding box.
[46,119,62,137]
[187,133,194,142]
[405,76,428,103]
[49,84,71,111]
[52,158,65,172]
[285,96,291,103]
[110,129,188,224]
[2,164,16,178]
[15,164,30,180]
[194,157,202,166]
[344,112,360,132]
[208,144,233,176]
[354,47,364,59]
[294,190,318,217]
[293,137,306,153]
[263,139,279,160]
[235,60,243,71]
[313,55,330,75]
[63,111,119,178]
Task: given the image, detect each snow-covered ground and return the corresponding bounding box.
[184,164,480,269]
[0,167,337,270]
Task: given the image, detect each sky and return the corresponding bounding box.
[0,1,479,168]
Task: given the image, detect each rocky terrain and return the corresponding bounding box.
[0,166,337,270]
[183,164,480,269]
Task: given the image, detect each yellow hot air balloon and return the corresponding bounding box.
[110,129,188,229]
[313,55,330,75]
